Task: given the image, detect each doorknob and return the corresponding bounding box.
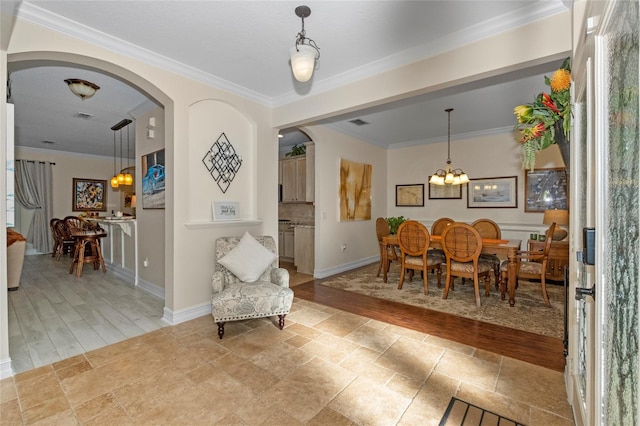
[575,285,596,301]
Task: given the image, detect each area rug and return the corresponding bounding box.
[439,397,525,426]
[319,263,565,338]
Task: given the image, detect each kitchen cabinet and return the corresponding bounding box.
[294,225,314,274]
[528,239,569,281]
[278,224,295,262]
[305,142,315,202]
[280,156,306,203]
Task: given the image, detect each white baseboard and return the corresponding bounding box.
[107,263,165,300]
[314,256,378,279]
[0,357,14,379]
[137,277,165,300]
[162,302,211,325]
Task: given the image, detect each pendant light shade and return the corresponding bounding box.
[429,108,469,186]
[111,129,119,188]
[123,125,134,185]
[290,5,320,83]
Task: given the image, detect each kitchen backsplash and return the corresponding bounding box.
[279,203,315,223]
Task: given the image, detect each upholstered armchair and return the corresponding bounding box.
[211,233,293,339]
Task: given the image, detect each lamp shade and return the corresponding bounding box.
[131,195,137,209]
[543,209,569,225]
[290,45,317,82]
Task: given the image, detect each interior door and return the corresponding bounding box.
[569,1,639,424]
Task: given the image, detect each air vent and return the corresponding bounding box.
[349,118,369,126]
[42,140,55,145]
[74,112,94,120]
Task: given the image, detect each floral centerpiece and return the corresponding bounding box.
[514,58,571,170]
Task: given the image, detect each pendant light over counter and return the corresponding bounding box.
[110,118,133,189]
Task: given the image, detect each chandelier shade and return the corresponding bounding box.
[429,108,469,186]
[290,5,320,83]
[64,78,100,100]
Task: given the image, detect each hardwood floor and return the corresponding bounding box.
[294,276,566,372]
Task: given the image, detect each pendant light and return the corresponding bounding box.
[290,5,320,83]
[110,129,119,188]
[117,129,125,185]
[123,124,134,185]
[110,119,133,188]
[429,108,469,186]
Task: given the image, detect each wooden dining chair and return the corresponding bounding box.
[375,217,398,277]
[472,218,502,288]
[396,220,443,294]
[500,223,556,306]
[431,217,454,236]
[52,219,74,260]
[441,223,493,307]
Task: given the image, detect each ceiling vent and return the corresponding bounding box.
[349,118,369,126]
[41,140,55,145]
[74,112,94,120]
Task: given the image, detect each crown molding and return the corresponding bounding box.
[17,2,567,110]
[16,3,273,107]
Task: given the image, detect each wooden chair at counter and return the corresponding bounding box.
[472,218,502,288]
[375,217,398,277]
[500,223,556,306]
[51,218,74,260]
[441,222,493,307]
[396,220,443,294]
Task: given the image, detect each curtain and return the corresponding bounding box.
[15,160,54,254]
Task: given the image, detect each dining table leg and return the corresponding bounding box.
[382,240,389,283]
[507,251,518,306]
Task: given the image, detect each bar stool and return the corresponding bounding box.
[69,231,107,277]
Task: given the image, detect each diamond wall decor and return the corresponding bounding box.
[202,133,242,193]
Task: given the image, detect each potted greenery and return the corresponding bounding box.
[285,144,306,157]
[385,216,407,235]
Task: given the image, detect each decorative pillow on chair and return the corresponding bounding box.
[218,231,277,282]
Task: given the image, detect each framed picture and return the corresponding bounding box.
[142,149,165,209]
[72,178,107,211]
[467,176,518,208]
[395,184,424,207]
[524,167,568,212]
[428,183,462,200]
[212,201,241,221]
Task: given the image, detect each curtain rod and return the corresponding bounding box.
[21,160,56,165]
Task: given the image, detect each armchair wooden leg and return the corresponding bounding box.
[217,322,225,339]
[278,315,286,330]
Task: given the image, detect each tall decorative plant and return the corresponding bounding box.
[513,58,571,170]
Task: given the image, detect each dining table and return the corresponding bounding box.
[382,234,523,306]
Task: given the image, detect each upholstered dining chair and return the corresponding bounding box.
[375,217,398,277]
[441,222,493,307]
[500,223,557,306]
[472,218,502,288]
[396,220,443,294]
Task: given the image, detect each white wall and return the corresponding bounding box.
[306,125,387,278]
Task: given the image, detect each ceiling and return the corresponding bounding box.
[2,1,570,157]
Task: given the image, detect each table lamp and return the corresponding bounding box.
[543,209,569,240]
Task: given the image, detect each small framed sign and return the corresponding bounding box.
[212,201,241,221]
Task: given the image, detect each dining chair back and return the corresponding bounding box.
[396,220,442,294]
[441,222,493,307]
[500,222,557,306]
[375,217,398,277]
[52,219,74,260]
[472,218,502,287]
[431,217,454,236]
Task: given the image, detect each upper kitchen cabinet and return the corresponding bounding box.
[280,142,315,203]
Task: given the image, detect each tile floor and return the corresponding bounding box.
[1,297,575,425]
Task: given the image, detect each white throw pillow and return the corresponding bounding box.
[218,232,276,282]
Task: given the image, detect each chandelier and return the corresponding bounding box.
[290,5,320,83]
[429,108,469,186]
